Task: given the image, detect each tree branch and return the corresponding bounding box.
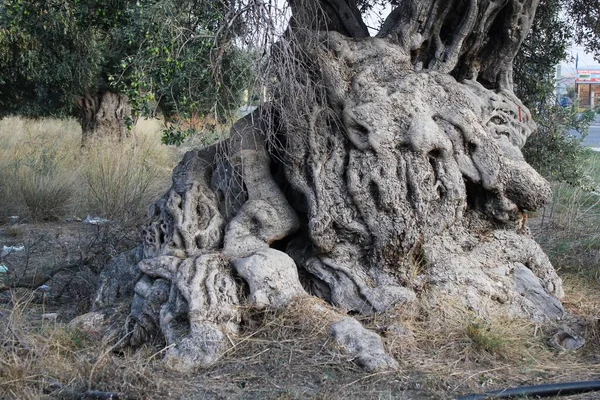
[376,0,541,91]
[289,0,369,38]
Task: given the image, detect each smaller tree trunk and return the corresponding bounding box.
[76,91,133,147]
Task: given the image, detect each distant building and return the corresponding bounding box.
[556,65,568,99]
[575,67,600,109]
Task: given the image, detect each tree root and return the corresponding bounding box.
[94,34,565,372]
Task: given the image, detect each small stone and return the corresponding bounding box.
[42,379,63,394]
[37,284,51,293]
[549,325,585,351]
[331,317,399,371]
[42,313,58,321]
[68,312,108,336]
[83,215,110,225]
[386,323,414,339]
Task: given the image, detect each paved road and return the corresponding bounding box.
[580,124,600,148]
[569,121,600,149]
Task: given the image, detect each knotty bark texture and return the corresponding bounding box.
[107,0,565,371]
[77,91,133,147]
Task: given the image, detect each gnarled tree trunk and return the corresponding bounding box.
[76,91,133,147]
[100,0,567,372]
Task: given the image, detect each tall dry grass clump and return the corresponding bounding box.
[0,117,80,221]
[16,148,78,221]
[81,127,174,223]
[0,116,176,224]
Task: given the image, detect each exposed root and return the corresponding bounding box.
[97,33,565,372]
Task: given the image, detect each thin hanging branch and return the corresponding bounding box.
[288,0,370,38]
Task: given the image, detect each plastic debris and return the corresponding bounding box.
[1,245,25,257]
[83,215,110,225]
[37,284,51,293]
[0,264,8,274]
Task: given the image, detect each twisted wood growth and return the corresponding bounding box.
[378,0,538,90]
[115,0,565,372]
[77,91,133,147]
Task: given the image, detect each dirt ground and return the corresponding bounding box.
[1,216,599,399]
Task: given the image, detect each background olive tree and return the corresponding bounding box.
[0,0,253,145]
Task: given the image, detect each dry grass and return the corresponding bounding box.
[0,281,598,399]
[397,150,600,397]
[0,294,421,399]
[18,168,77,222]
[374,150,600,397]
[0,118,80,221]
[0,116,177,223]
[81,135,173,223]
[532,151,600,277]
[0,291,187,399]
[1,118,600,399]
[204,298,422,399]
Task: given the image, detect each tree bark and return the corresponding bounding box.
[376,0,540,90]
[76,91,133,147]
[94,0,569,372]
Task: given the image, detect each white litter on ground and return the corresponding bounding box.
[0,264,8,274]
[42,313,58,321]
[83,215,110,225]
[37,284,51,293]
[1,245,25,257]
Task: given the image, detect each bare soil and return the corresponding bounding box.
[1,217,599,399]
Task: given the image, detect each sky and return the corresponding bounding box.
[561,45,599,76]
[264,0,594,78]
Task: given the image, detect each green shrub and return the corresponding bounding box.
[523,103,596,191]
[465,322,506,355]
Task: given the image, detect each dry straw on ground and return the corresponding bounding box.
[0,118,599,399]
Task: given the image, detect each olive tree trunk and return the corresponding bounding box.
[95,0,568,372]
[76,91,133,147]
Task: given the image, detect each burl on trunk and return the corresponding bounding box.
[77,91,133,147]
[96,0,566,372]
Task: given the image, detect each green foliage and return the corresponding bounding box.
[0,0,127,118]
[514,0,570,108]
[568,0,600,61]
[161,125,194,146]
[111,0,255,144]
[523,104,595,189]
[465,322,506,355]
[515,0,594,189]
[0,0,254,134]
